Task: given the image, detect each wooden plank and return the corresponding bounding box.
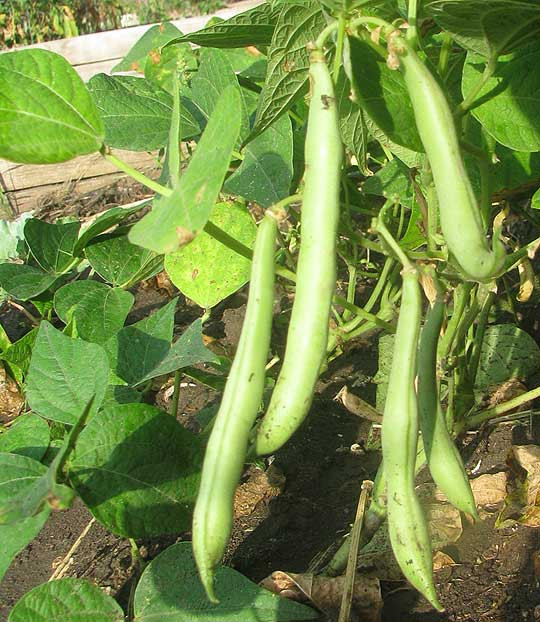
[21,0,262,66]
[4,170,155,215]
[0,151,157,189]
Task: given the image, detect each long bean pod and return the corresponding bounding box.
[254,49,342,456]
[418,297,478,517]
[395,37,505,282]
[382,266,443,611]
[192,213,277,602]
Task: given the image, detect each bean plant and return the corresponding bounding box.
[1,0,540,619]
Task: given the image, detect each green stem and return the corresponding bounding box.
[376,204,414,270]
[315,21,339,50]
[437,32,453,79]
[348,15,395,37]
[468,289,496,386]
[170,371,182,416]
[333,14,346,78]
[168,68,181,186]
[456,55,497,117]
[407,0,419,49]
[438,282,473,360]
[463,385,540,431]
[102,150,172,197]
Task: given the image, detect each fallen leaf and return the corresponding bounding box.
[234,465,285,518]
[260,570,382,621]
[470,472,508,509]
[0,364,24,424]
[433,551,457,571]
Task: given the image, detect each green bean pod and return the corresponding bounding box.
[254,49,342,456]
[382,266,443,611]
[396,39,505,282]
[192,213,277,602]
[418,298,478,518]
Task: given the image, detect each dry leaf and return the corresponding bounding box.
[470,472,508,509]
[511,445,540,506]
[260,570,382,621]
[433,551,457,571]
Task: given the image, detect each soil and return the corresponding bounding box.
[2,180,540,621]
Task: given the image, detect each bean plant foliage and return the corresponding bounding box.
[1,0,540,618]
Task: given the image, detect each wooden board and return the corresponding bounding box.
[0,0,262,215]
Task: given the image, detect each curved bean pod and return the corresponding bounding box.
[254,49,342,456]
[192,213,277,602]
[396,38,505,282]
[382,266,443,611]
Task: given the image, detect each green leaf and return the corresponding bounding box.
[1,328,37,384]
[24,219,80,273]
[26,322,108,424]
[133,542,318,621]
[73,200,151,256]
[0,509,49,583]
[144,43,197,95]
[250,1,326,141]
[101,385,142,409]
[85,234,164,288]
[224,114,293,207]
[8,578,124,622]
[0,212,32,261]
[69,404,203,538]
[138,319,219,384]
[129,86,242,254]
[104,298,176,385]
[88,74,199,151]
[167,3,278,48]
[427,0,540,58]
[462,46,540,152]
[346,36,423,153]
[190,48,251,143]
[362,158,415,207]
[54,280,134,344]
[165,201,256,308]
[0,49,104,164]
[0,413,50,461]
[336,68,369,175]
[0,264,57,301]
[532,186,540,209]
[474,324,540,393]
[112,22,183,73]
[374,333,394,412]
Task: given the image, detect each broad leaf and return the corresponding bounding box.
[24,219,80,273]
[26,322,108,424]
[167,3,279,48]
[0,264,57,301]
[101,385,142,409]
[250,2,326,141]
[0,509,49,583]
[85,234,163,288]
[462,46,540,152]
[54,280,134,344]
[112,22,183,73]
[129,86,242,254]
[133,542,318,621]
[362,158,415,207]
[69,404,203,538]
[224,114,294,207]
[0,49,104,164]
[73,200,151,256]
[165,201,256,308]
[138,319,219,383]
[474,324,540,392]
[88,74,199,151]
[346,36,423,153]
[104,298,176,386]
[8,578,124,622]
[144,43,197,95]
[190,48,251,143]
[0,413,50,461]
[336,68,369,174]
[427,0,540,58]
[1,328,37,384]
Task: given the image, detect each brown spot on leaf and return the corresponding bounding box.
[195,184,207,204]
[176,227,195,247]
[148,50,161,65]
[130,61,141,72]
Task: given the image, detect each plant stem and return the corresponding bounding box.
[102,150,172,197]
[168,68,181,186]
[170,370,181,416]
[468,288,496,386]
[406,0,419,49]
[437,32,453,79]
[463,386,540,430]
[456,55,497,117]
[333,14,346,78]
[376,204,414,270]
[438,282,473,360]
